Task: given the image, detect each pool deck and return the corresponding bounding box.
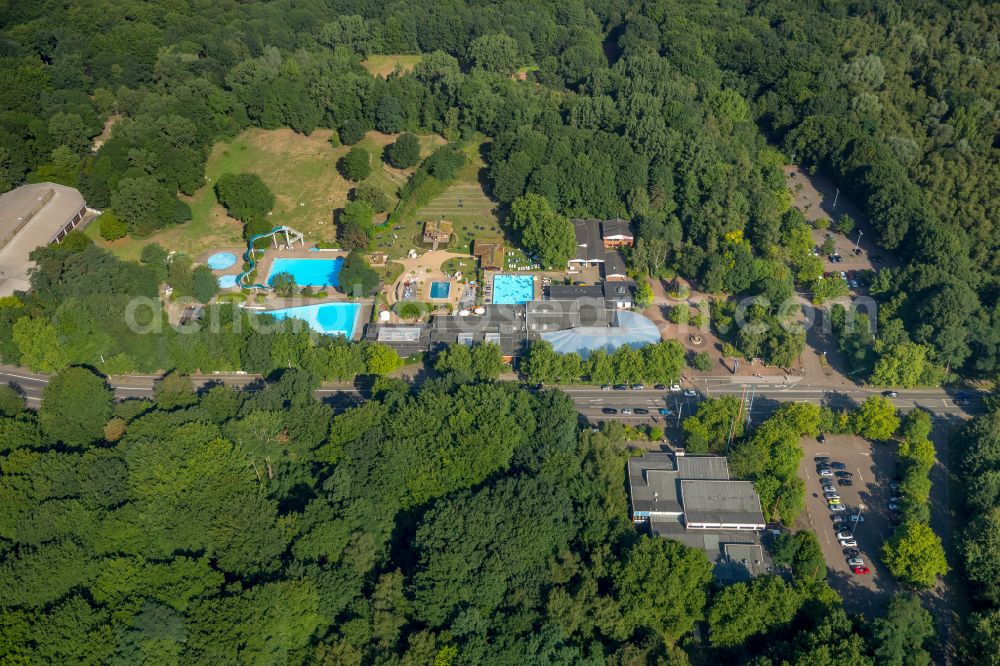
[483,270,541,304]
[387,249,475,309]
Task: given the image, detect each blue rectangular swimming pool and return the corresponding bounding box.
[492,274,535,304]
[267,257,344,288]
[430,281,451,298]
[264,302,361,338]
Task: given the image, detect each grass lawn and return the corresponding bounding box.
[362,54,423,77]
[373,137,506,259]
[90,128,435,261]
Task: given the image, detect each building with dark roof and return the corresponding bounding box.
[363,323,432,358]
[600,218,633,248]
[567,218,633,279]
[430,304,529,359]
[628,452,768,581]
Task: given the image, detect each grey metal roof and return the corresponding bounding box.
[527,299,609,333]
[650,518,768,581]
[628,454,681,514]
[548,284,604,300]
[676,456,730,480]
[603,250,627,277]
[601,218,632,239]
[680,480,766,527]
[0,183,88,296]
[569,218,605,263]
[602,280,635,302]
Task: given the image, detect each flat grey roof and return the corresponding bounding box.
[680,480,766,526]
[548,284,604,300]
[0,183,88,296]
[676,456,730,480]
[650,518,768,580]
[376,326,425,342]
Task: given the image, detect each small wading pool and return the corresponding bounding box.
[267,257,345,287]
[263,302,361,338]
[207,252,238,270]
[217,274,238,289]
[492,274,535,304]
[430,281,451,298]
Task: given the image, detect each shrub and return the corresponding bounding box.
[354,181,391,213]
[98,211,127,240]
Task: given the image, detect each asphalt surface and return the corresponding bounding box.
[1,365,984,424]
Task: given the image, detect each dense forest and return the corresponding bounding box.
[0,367,944,664]
[1,0,997,380]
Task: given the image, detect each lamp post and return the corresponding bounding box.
[854,229,864,253]
[854,502,865,530]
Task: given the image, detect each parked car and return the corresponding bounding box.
[838,479,854,487]
[669,384,682,392]
[814,456,830,465]
[848,514,865,523]
[817,433,826,443]
[888,503,899,511]
[843,548,860,557]
[851,565,871,575]
[634,408,649,415]
[630,384,645,390]
[840,538,858,547]
[658,408,673,416]
[836,531,854,540]
[602,408,618,415]
[601,384,611,391]
[832,515,848,523]
[830,504,847,512]
[824,491,841,500]
[827,499,843,507]
[882,390,899,397]
[620,409,633,416]
[835,471,853,479]
[818,468,834,477]
[683,389,698,397]
[821,479,835,488]
[613,384,628,391]
[848,557,865,568]
[654,384,667,390]
[831,462,847,470]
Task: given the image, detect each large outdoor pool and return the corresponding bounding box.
[207,252,237,270]
[267,257,345,288]
[492,274,535,304]
[430,281,451,298]
[264,302,361,338]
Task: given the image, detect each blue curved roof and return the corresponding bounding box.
[541,310,662,358]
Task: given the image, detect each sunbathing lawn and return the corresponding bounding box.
[89,128,437,261]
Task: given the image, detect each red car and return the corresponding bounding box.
[851,565,871,575]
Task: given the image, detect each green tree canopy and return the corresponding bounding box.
[339,147,372,181]
[214,173,275,225]
[39,366,113,446]
[508,194,575,269]
[386,133,421,169]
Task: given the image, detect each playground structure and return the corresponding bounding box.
[236,225,305,290]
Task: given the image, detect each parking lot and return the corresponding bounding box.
[797,434,899,614]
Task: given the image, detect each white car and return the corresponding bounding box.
[848,557,864,567]
[840,538,857,547]
[818,468,834,476]
[836,531,854,540]
[669,384,682,392]
[620,409,633,416]
[830,504,846,512]
[683,389,698,397]
[824,491,840,499]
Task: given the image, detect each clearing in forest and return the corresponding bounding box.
[90,128,434,260]
[362,54,423,77]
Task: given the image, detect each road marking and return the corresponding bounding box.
[114,386,153,392]
[6,373,48,383]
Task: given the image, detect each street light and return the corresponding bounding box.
[854,229,863,253]
[854,502,865,529]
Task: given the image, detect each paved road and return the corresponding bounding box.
[1,365,983,424]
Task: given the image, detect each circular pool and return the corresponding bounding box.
[207,252,238,270]
[217,274,238,289]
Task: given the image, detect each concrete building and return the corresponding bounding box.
[628,452,769,580]
[0,183,91,296]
